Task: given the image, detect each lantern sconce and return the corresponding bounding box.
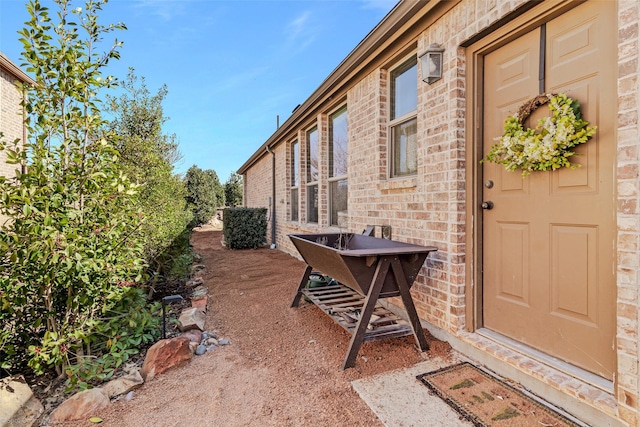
[419,43,445,84]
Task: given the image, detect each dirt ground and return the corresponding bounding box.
[56,228,451,426]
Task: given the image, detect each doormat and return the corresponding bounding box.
[416,362,580,427]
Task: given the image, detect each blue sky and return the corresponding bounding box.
[0,0,397,182]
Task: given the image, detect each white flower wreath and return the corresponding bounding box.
[483,93,597,177]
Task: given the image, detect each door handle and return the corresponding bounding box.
[481,201,494,210]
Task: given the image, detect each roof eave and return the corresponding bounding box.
[237,0,431,174]
[0,52,35,85]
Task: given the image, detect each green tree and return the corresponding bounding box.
[224,172,243,207]
[185,165,224,225]
[0,0,157,380]
[105,69,192,263]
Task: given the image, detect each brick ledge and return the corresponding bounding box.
[378,300,627,427]
[457,329,623,425]
[377,177,417,191]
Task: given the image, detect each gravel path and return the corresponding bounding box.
[57,228,452,426]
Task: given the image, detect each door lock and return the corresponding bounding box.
[481,201,494,210]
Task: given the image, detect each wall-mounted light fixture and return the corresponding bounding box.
[419,43,445,84]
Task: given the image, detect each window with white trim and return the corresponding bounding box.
[389,56,417,177]
[329,106,347,227]
[290,140,299,222]
[306,126,319,223]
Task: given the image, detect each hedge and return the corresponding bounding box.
[223,207,268,249]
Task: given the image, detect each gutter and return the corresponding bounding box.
[0,52,35,85]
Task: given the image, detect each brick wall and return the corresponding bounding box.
[0,66,25,179]
[616,2,640,424]
[241,1,640,424]
[243,151,273,241]
[0,61,28,225]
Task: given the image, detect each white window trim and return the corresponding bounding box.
[328,105,348,228]
[290,139,299,222]
[388,53,418,179]
[306,125,319,224]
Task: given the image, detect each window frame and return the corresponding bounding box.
[328,105,348,227]
[389,55,418,178]
[306,125,319,224]
[290,139,299,222]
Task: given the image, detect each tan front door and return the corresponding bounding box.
[482,1,616,379]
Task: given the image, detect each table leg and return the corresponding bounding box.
[341,257,389,370]
[290,265,313,308]
[390,257,429,352]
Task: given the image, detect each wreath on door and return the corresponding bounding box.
[483,93,597,177]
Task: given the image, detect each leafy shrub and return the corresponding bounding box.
[185,166,225,226]
[224,172,243,207]
[223,208,267,249]
[64,288,160,390]
[106,70,193,263]
[0,0,144,379]
[150,227,194,285]
[0,0,192,390]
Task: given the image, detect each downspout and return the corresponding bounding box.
[266,146,276,248]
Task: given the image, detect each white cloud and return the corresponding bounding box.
[284,10,317,52]
[286,10,310,40]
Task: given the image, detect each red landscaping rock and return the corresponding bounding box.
[191,295,208,312]
[140,337,192,381]
[49,388,109,422]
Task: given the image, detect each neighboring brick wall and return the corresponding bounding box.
[241,1,640,424]
[0,66,24,179]
[0,59,29,225]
